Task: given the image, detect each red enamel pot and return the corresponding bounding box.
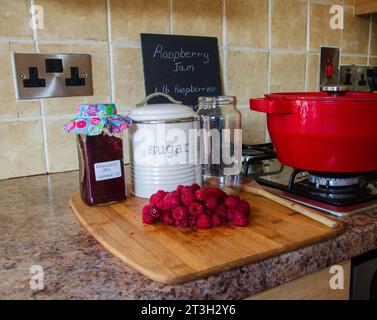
[250,91,377,173]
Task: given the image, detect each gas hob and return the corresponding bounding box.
[242,143,377,217]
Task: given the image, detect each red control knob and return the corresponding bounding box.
[326,59,333,79]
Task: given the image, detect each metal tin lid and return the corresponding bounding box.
[130,92,196,122]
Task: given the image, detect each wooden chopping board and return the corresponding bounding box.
[70,191,344,284]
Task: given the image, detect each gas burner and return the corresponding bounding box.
[292,171,369,197]
[242,143,377,217]
[308,172,361,189]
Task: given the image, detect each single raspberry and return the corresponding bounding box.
[142,204,161,218]
[162,212,175,226]
[206,187,217,196]
[176,185,184,195]
[233,210,249,227]
[155,199,169,211]
[238,199,251,215]
[142,213,155,224]
[188,201,204,217]
[175,219,189,228]
[181,185,194,195]
[218,189,227,199]
[217,191,227,204]
[227,208,236,222]
[224,195,240,208]
[149,207,161,218]
[157,189,167,197]
[211,214,222,226]
[191,183,200,192]
[172,206,188,222]
[181,191,196,206]
[215,204,228,219]
[142,206,156,224]
[163,191,181,209]
[206,187,226,200]
[196,214,211,229]
[149,190,166,206]
[205,196,218,210]
[195,188,208,201]
[188,216,197,226]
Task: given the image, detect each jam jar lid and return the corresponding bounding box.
[129,92,196,122]
[63,103,132,136]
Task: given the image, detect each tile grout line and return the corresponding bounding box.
[169,0,173,34]
[0,115,42,122]
[312,2,320,92]
[2,38,321,55]
[305,0,310,92]
[0,34,321,55]
[110,40,140,48]
[341,53,370,57]
[226,47,310,54]
[222,0,227,94]
[106,0,115,102]
[31,39,108,45]
[310,0,352,6]
[339,1,344,65]
[0,37,34,43]
[266,0,272,143]
[29,0,49,173]
[0,113,78,122]
[367,13,372,65]
[267,0,272,95]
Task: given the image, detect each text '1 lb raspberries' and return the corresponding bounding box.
[142,184,252,229]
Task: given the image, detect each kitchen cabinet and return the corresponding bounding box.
[355,0,377,15]
[245,261,351,300]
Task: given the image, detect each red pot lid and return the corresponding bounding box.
[265,91,377,101]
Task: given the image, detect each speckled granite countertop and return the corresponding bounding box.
[1,171,377,300]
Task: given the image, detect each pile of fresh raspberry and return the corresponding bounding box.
[142,184,251,229]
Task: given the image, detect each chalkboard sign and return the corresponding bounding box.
[140,33,223,109]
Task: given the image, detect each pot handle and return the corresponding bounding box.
[136,92,182,107]
[249,98,293,114]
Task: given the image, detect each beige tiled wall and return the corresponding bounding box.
[0,0,376,179]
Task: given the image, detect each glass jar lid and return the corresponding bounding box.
[198,96,237,107]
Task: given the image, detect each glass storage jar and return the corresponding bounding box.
[64,103,132,206]
[197,96,242,194]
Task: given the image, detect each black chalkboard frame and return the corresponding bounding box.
[140,33,223,109]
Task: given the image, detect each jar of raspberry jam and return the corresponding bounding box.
[64,103,132,206]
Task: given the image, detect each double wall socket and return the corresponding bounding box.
[13,53,93,100]
[339,65,377,92]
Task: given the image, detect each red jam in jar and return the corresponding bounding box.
[77,133,126,206]
[63,103,132,206]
